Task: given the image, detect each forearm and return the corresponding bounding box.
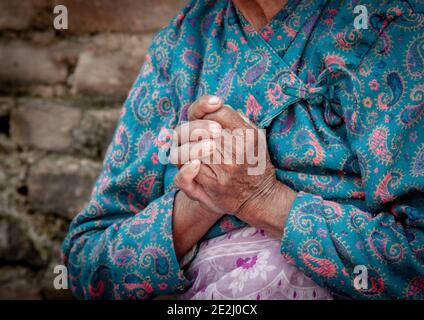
[63,191,193,299]
[236,179,297,239]
[173,190,222,260]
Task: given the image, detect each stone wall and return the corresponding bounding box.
[0,0,185,299]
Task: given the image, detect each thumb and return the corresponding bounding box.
[174,160,201,198]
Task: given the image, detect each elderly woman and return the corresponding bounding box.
[62,0,424,300]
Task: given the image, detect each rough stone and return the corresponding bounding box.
[25,84,68,98]
[0,0,178,299]
[0,215,44,267]
[72,34,152,99]
[0,97,14,117]
[0,41,68,86]
[0,0,50,31]
[73,108,120,157]
[0,266,41,300]
[54,0,185,33]
[27,156,101,219]
[0,97,13,136]
[0,149,28,208]
[10,99,83,152]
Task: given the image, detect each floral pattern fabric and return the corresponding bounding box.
[62,0,424,299]
[180,226,332,300]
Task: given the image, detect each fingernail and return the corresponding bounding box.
[208,96,220,105]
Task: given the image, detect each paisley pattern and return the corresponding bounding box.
[62,0,424,300]
[242,49,270,85]
[406,35,424,79]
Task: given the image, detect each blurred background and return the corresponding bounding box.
[0,0,185,299]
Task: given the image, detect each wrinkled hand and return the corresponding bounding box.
[171,95,225,215]
[173,95,280,218]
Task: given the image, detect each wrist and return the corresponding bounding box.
[236,179,297,238]
[173,190,222,260]
[236,175,278,220]
[196,201,224,223]
[176,190,223,223]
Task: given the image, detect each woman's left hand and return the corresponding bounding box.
[196,104,278,216]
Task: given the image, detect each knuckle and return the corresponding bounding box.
[174,174,183,187]
[199,94,212,104]
[198,95,214,109]
[188,103,198,119]
[219,106,231,118]
[176,170,189,186]
[222,105,235,118]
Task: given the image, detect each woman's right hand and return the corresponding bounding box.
[172,95,226,215]
[171,95,227,260]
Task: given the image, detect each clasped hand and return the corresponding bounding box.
[171,95,281,219]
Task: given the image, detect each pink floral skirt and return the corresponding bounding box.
[180,227,332,300]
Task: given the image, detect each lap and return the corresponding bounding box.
[179,227,332,300]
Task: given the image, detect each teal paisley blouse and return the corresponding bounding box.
[62,0,424,299]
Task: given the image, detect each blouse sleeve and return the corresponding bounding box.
[281,8,424,299]
[61,22,192,299]
[281,192,424,299]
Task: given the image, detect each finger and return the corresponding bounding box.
[236,110,256,127]
[169,139,216,166]
[188,95,223,121]
[174,159,201,193]
[176,162,224,213]
[174,120,222,145]
[174,160,214,207]
[203,104,253,130]
[174,160,207,202]
[194,163,219,190]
